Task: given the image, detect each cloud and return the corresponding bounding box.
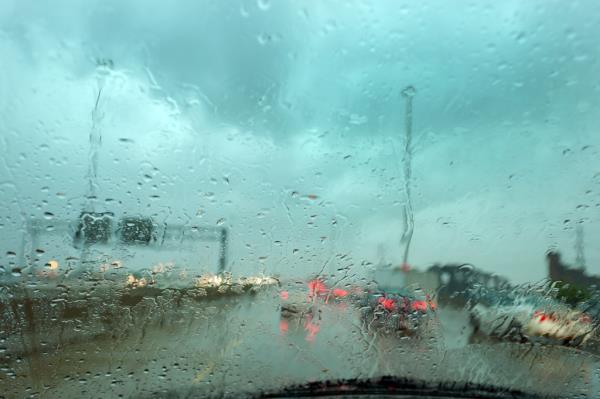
[1,1,599,282]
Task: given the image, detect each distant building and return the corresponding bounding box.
[404,268,441,293]
[372,262,510,306]
[372,265,440,294]
[547,251,600,288]
[428,264,509,305]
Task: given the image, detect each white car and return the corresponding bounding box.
[469,302,595,346]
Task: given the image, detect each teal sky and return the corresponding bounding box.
[1,0,599,283]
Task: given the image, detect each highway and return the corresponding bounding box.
[1,286,598,398]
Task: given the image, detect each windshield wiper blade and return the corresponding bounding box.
[258,376,555,398]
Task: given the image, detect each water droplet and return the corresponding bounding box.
[458,264,474,272]
[349,114,368,125]
[402,86,416,97]
[257,0,271,11]
[43,211,54,220]
[216,218,225,226]
[257,33,272,45]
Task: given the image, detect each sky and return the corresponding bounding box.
[1,0,599,283]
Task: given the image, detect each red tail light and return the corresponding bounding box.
[308,279,327,298]
[279,319,289,335]
[411,300,428,312]
[533,310,558,323]
[425,293,437,310]
[378,297,396,311]
[304,314,321,341]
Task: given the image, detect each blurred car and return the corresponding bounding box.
[469,298,595,347]
[358,289,437,336]
[278,278,351,341]
[278,277,437,339]
[279,278,350,316]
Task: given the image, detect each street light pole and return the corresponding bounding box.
[400,86,416,269]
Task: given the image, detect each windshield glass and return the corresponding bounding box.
[1,1,599,398]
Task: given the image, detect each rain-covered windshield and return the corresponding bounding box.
[1,1,600,398]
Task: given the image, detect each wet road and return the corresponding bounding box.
[1,290,598,398]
